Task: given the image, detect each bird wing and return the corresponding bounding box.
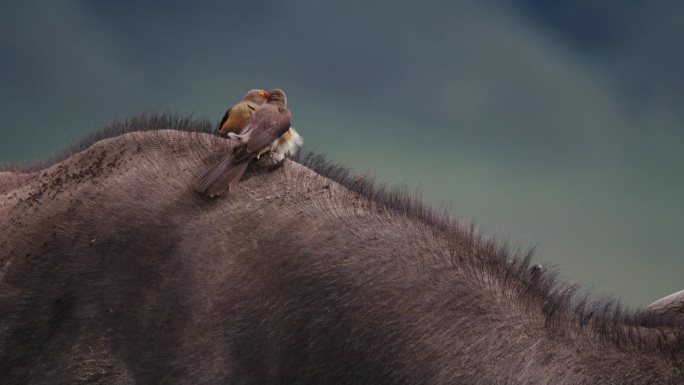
[245,105,292,155]
[218,106,232,131]
[229,104,291,162]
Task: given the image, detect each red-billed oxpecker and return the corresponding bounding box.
[196,89,292,197]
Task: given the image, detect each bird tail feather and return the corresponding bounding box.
[195,156,251,197]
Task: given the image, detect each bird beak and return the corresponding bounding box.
[263,92,270,98]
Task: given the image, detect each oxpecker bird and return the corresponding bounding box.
[218,89,269,136]
[196,89,292,197]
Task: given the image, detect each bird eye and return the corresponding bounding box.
[259,92,265,98]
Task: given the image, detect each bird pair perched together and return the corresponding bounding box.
[195,89,302,198]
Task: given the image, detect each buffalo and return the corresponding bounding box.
[1,113,683,384]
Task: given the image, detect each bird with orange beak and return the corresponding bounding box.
[217,89,303,161]
[196,89,293,197]
[217,89,269,136]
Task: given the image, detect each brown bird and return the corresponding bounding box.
[220,89,303,161]
[196,89,292,197]
[217,89,269,136]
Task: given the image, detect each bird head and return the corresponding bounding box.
[266,89,287,107]
[242,89,269,105]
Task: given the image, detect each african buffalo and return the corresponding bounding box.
[1,113,683,384]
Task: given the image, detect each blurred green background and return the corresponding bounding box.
[1,1,682,306]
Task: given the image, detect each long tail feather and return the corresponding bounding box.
[226,160,251,193]
[195,156,252,197]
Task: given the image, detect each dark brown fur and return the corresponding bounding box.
[1,113,683,384]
